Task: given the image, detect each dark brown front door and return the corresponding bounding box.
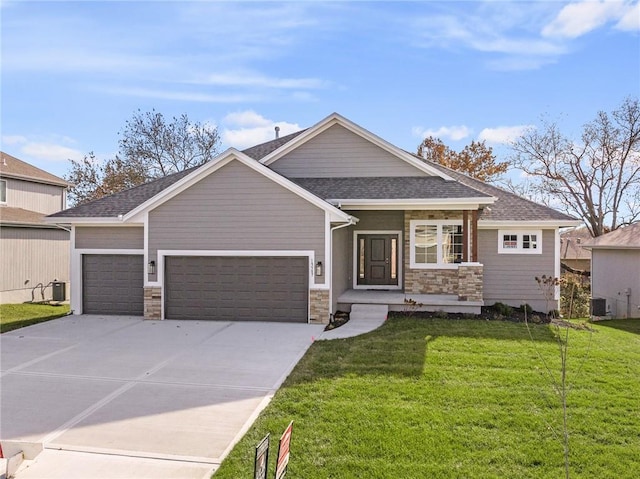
[357,234,399,286]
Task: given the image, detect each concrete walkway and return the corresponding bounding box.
[319,304,388,340]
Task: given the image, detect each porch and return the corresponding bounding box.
[336,289,483,315]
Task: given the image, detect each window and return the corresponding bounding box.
[0,179,6,204]
[410,220,464,267]
[498,230,542,254]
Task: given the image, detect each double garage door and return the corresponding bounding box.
[165,256,309,322]
[82,254,309,322]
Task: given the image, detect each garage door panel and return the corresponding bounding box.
[83,255,144,316]
[165,256,308,322]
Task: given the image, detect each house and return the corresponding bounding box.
[1,151,71,303]
[582,223,640,319]
[560,227,592,273]
[46,113,579,321]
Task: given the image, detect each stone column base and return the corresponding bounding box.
[309,289,330,324]
[144,287,161,319]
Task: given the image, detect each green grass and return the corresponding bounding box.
[214,317,640,478]
[0,303,70,333]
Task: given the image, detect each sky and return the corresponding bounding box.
[1,0,639,180]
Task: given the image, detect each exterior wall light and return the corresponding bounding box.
[148,260,156,275]
[315,261,323,276]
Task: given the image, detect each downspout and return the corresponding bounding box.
[328,217,356,317]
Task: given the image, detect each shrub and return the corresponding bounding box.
[491,302,513,317]
[561,272,591,318]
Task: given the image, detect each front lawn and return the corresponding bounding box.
[0,303,70,333]
[214,317,640,478]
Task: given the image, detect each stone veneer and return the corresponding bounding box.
[403,210,483,301]
[144,287,162,319]
[309,289,330,324]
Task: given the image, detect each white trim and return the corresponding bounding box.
[157,250,317,322]
[71,248,145,315]
[330,199,495,211]
[259,113,454,180]
[497,230,542,255]
[478,220,582,229]
[123,150,353,224]
[352,230,403,290]
[0,179,7,204]
[409,219,467,269]
[43,218,142,225]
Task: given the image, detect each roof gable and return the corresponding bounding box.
[582,223,640,249]
[122,149,354,224]
[260,113,452,180]
[1,151,70,187]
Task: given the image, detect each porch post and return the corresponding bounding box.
[472,210,479,262]
[462,210,469,262]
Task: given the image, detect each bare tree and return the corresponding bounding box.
[65,110,221,206]
[511,97,640,237]
[118,109,220,178]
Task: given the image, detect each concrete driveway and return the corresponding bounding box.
[0,316,325,478]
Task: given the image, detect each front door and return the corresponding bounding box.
[357,234,399,287]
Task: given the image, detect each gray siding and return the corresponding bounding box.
[479,229,557,313]
[591,249,640,318]
[331,226,351,312]
[270,124,427,178]
[75,227,144,249]
[5,178,65,214]
[149,160,326,280]
[0,226,69,303]
[347,210,404,230]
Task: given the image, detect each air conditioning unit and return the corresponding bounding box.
[591,298,607,316]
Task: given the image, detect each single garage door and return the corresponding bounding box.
[83,254,144,315]
[165,256,309,322]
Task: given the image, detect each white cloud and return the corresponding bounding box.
[413,125,471,142]
[616,1,640,31]
[196,72,329,90]
[542,0,632,38]
[479,125,533,144]
[2,134,84,163]
[221,111,301,150]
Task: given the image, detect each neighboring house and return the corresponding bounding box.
[46,113,579,321]
[582,223,640,319]
[560,227,592,272]
[0,151,71,304]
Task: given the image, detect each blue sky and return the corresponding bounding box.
[1,0,639,180]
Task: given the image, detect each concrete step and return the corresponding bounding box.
[350,304,389,320]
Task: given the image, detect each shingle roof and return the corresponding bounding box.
[49,166,197,218]
[48,120,579,224]
[241,130,308,160]
[0,151,70,187]
[292,177,492,200]
[411,154,578,223]
[560,227,593,260]
[582,222,640,249]
[1,206,54,227]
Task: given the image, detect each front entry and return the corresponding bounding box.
[356,233,399,287]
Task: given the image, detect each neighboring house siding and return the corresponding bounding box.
[5,178,65,214]
[479,229,556,313]
[270,124,428,178]
[0,227,70,303]
[148,160,326,280]
[591,249,640,318]
[75,226,144,249]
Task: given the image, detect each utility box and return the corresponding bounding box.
[591,298,607,316]
[52,282,66,302]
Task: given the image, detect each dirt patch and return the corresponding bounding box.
[324,311,350,331]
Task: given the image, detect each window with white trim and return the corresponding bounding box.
[498,230,542,254]
[0,179,6,204]
[410,220,464,267]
